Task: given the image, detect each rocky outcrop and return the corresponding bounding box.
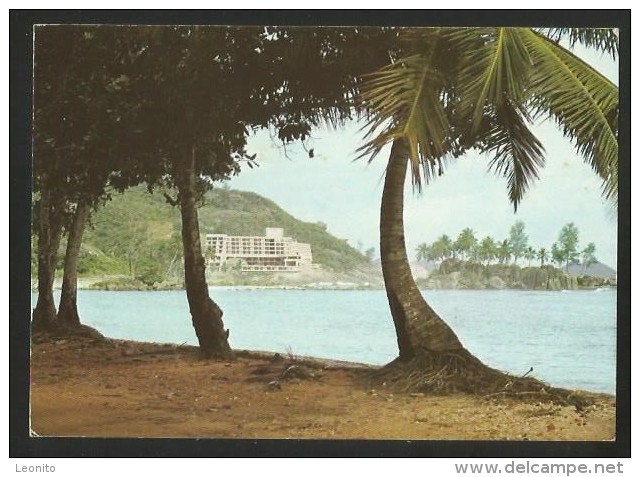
[87,278,184,291]
[418,260,583,290]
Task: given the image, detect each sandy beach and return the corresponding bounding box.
[29,333,615,440]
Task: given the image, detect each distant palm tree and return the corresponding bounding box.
[430,234,453,262]
[454,227,478,261]
[415,243,430,262]
[524,246,537,267]
[360,27,618,390]
[537,247,548,267]
[497,240,512,265]
[478,236,497,265]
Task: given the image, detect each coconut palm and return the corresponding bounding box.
[478,236,498,265]
[359,27,618,392]
[415,243,430,262]
[537,247,548,267]
[454,227,478,261]
[497,239,512,265]
[431,234,453,262]
[524,246,537,267]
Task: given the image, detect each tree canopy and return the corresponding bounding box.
[358,28,618,208]
[508,221,529,264]
[554,222,581,271]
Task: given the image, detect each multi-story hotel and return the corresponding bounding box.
[205,227,312,272]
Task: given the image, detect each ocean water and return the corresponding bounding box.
[32,287,618,394]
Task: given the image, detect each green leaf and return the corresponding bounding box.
[538,28,618,60]
[522,29,618,203]
[358,35,454,191]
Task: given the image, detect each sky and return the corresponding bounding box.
[227,42,619,269]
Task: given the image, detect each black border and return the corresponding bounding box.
[10,9,631,458]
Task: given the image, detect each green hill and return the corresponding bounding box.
[73,185,370,283]
[198,187,369,272]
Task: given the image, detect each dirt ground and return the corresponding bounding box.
[29,334,615,440]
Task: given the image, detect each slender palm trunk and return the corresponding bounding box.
[371,140,581,398]
[175,148,231,356]
[380,139,463,359]
[57,201,92,327]
[32,189,64,331]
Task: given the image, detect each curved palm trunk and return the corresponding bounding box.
[32,189,64,331]
[380,139,463,359]
[57,201,92,327]
[375,141,590,402]
[175,149,231,357]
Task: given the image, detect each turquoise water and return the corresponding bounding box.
[33,288,618,394]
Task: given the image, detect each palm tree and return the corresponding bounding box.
[454,227,478,262]
[432,234,453,262]
[359,27,618,393]
[478,236,497,265]
[497,239,512,265]
[537,247,548,267]
[524,246,537,267]
[415,243,430,262]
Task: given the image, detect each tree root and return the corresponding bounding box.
[31,323,106,343]
[367,348,593,408]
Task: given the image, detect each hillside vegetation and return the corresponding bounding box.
[198,187,369,272]
[46,185,371,287]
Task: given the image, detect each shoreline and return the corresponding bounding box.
[36,333,618,398]
[34,276,617,293]
[30,333,616,439]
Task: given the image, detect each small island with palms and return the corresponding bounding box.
[412,221,616,291]
[26,20,622,446]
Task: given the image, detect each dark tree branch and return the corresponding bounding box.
[163,192,180,207]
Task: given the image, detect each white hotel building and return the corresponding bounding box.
[205,227,313,272]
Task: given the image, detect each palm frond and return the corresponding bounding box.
[446,28,544,209]
[449,27,533,130]
[538,28,618,60]
[358,48,453,191]
[479,100,545,210]
[522,29,618,202]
